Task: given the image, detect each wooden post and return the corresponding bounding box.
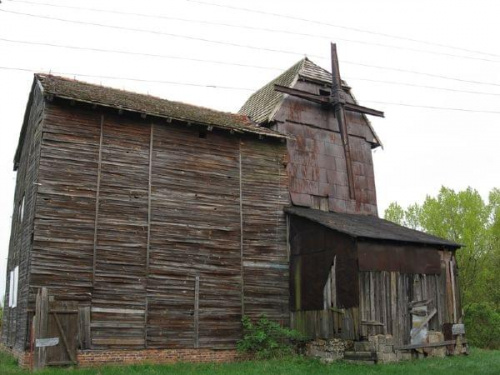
[239,141,245,317]
[194,274,200,348]
[34,287,49,370]
[144,123,154,348]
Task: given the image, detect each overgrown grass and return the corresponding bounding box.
[1,348,499,375]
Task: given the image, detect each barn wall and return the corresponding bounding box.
[27,101,289,351]
[272,80,378,215]
[358,247,461,346]
[241,140,290,324]
[2,82,45,350]
[288,216,360,339]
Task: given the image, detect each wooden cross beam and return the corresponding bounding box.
[275,43,384,200]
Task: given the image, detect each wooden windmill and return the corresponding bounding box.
[274,43,384,199]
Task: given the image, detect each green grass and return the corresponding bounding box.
[1,349,499,375]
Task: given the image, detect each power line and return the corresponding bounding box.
[3,0,499,64]
[3,8,500,89]
[184,0,500,59]
[344,76,500,97]
[3,36,500,98]
[364,100,500,114]
[0,8,322,59]
[343,60,500,88]
[1,66,500,115]
[0,37,283,71]
[0,66,255,91]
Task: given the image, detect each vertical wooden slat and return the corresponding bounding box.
[239,141,245,317]
[194,274,200,348]
[144,123,154,348]
[92,115,104,289]
[450,258,457,323]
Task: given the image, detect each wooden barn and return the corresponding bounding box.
[2,45,464,367]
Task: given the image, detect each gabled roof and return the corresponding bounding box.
[238,58,382,147]
[36,74,286,139]
[238,58,344,124]
[285,206,460,248]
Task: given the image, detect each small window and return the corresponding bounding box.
[9,266,19,308]
[319,89,331,97]
[19,195,25,224]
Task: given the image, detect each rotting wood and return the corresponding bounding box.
[396,339,466,351]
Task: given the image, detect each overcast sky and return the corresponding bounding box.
[0,0,499,299]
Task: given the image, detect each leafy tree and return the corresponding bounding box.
[384,187,500,348]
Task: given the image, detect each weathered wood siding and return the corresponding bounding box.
[2,81,45,350]
[358,249,461,346]
[241,140,290,325]
[273,80,378,215]
[23,100,289,350]
[288,216,359,339]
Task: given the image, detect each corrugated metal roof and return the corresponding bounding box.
[36,74,286,139]
[285,206,460,248]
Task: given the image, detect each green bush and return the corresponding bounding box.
[464,303,500,349]
[237,315,306,359]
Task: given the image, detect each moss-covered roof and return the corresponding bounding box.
[36,74,286,139]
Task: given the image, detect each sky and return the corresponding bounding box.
[0,0,499,299]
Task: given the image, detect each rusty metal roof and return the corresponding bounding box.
[36,74,286,139]
[285,206,460,248]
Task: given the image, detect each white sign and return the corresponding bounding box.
[452,324,465,335]
[36,337,59,347]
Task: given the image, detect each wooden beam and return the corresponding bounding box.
[396,339,465,351]
[274,84,330,105]
[194,275,200,349]
[52,312,77,364]
[344,103,384,118]
[143,123,154,348]
[410,308,437,338]
[92,116,104,291]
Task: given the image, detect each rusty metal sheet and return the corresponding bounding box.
[289,216,358,311]
[357,241,441,274]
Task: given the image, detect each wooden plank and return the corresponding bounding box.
[78,307,91,349]
[396,339,465,350]
[92,115,104,287]
[450,258,457,323]
[410,308,437,338]
[52,313,76,364]
[144,123,154,348]
[194,275,200,349]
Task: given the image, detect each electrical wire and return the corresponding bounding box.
[2,65,500,115]
[3,37,500,97]
[184,0,500,59]
[0,66,255,91]
[2,0,499,63]
[3,9,500,88]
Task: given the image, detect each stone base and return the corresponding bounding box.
[306,338,347,363]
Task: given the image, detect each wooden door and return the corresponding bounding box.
[33,288,78,369]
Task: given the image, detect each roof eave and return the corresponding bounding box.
[44,92,290,141]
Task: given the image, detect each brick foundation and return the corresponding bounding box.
[78,348,242,367]
[0,343,33,368]
[1,343,242,368]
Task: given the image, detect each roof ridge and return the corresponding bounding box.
[36,73,247,119]
[33,74,288,142]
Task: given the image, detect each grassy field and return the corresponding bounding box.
[1,349,499,375]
